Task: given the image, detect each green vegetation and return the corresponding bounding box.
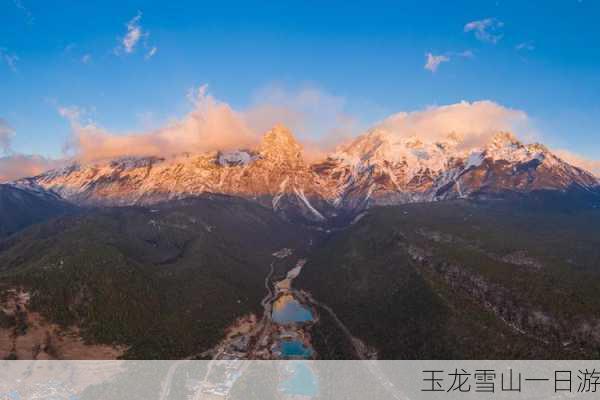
[3,189,600,359]
[309,305,357,359]
[0,195,311,358]
[297,195,600,359]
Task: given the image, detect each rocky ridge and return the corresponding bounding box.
[14,124,599,223]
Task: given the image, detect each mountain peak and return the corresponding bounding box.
[258,124,303,165]
[15,122,599,217]
[490,131,521,148]
[261,124,297,143]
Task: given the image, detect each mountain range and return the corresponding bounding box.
[1,124,600,360]
[11,124,599,225]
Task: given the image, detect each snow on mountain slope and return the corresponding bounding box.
[319,128,599,207]
[17,124,599,223]
[19,125,334,222]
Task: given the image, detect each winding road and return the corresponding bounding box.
[158,249,409,400]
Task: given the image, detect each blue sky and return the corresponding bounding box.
[1,0,599,170]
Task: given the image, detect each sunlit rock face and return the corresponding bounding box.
[15,125,599,224]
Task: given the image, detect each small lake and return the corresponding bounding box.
[272,294,314,324]
[277,339,313,358]
[279,361,318,397]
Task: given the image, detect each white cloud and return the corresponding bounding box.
[120,11,144,54]
[464,18,504,44]
[247,85,355,137]
[55,90,556,169]
[0,48,19,72]
[424,53,450,72]
[145,46,158,60]
[10,89,598,182]
[424,51,473,73]
[59,96,532,164]
[245,85,359,158]
[61,85,256,162]
[374,100,531,151]
[0,154,64,182]
[57,85,359,163]
[516,41,535,51]
[116,11,158,57]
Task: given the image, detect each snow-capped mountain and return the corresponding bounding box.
[16,124,599,223]
[317,128,599,207]
[17,125,337,222]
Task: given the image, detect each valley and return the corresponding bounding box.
[2,191,600,361]
[0,125,599,361]
[3,3,600,398]
[205,251,318,362]
[179,246,401,400]
[297,198,600,359]
[0,195,315,359]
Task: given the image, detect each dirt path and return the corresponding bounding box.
[261,261,276,309]
[159,251,407,400]
[159,360,188,400]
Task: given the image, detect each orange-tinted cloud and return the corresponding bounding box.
[24,89,599,182]
[61,85,360,163]
[0,154,65,182]
[375,100,532,150]
[63,85,258,162]
[0,117,66,182]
